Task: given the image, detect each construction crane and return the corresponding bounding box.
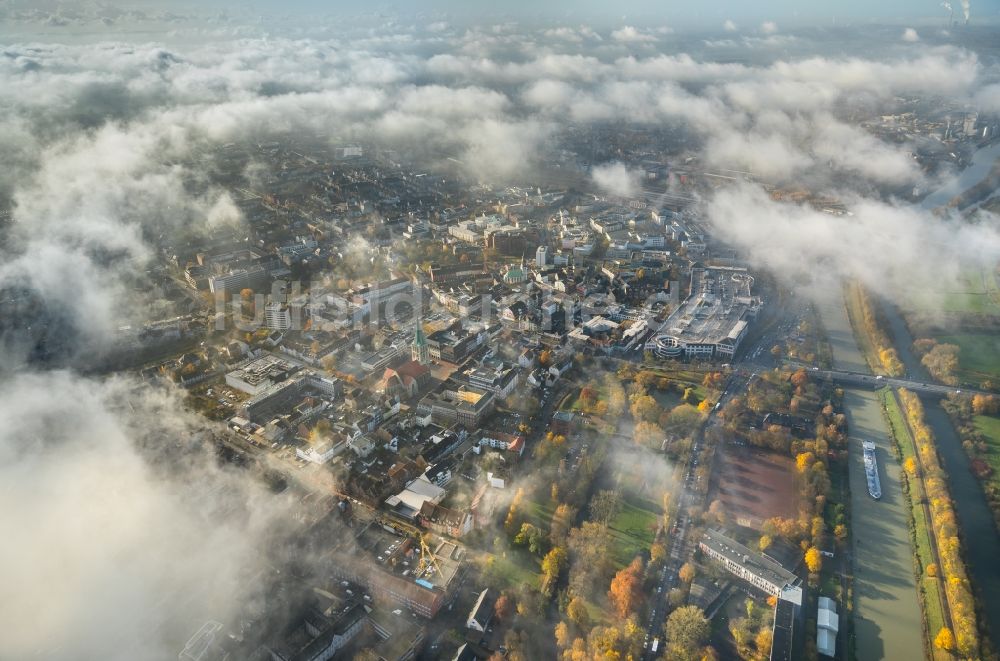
[417,534,443,579]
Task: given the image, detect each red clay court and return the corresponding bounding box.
[709,445,797,528]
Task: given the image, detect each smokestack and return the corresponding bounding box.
[941,2,954,26]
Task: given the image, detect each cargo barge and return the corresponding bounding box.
[863,440,881,500]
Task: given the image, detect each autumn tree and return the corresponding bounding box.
[972,393,1000,415]
[633,420,665,447]
[541,546,568,594]
[665,605,711,660]
[758,534,773,552]
[608,557,644,618]
[795,451,816,473]
[753,628,773,661]
[790,368,809,390]
[566,596,590,630]
[804,546,823,573]
[504,488,525,535]
[934,627,955,652]
[590,489,622,526]
[494,592,514,621]
[550,504,576,545]
[630,393,660,423]
[678,561,696,583]
[554,621,571,649]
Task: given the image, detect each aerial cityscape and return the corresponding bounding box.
[3,1,1000,660]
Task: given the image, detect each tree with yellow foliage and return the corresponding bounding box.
[759,534,773,552]
[795,451,815,473]
[804,547,823,573]
[934,626,955,651]
[903,456,917,475]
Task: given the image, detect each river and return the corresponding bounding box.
[880,303,1000,645]
[920,141,1000,210]
[817,294,923,661]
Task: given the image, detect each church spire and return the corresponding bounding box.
[411,315,429,365]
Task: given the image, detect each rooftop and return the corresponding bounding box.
[700,529,801,604]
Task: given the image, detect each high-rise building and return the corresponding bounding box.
[412,317,429,365]
[264,302,291,330]
[535,245,548,268]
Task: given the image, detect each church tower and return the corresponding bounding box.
[411,317,429,365]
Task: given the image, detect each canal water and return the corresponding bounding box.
[817,293,923,661]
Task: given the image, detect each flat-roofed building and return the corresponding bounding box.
[226,355,298,395]
[698,529,802,605]
[648,267,759,360]
[816,596,838,658]
[417,381,495,429]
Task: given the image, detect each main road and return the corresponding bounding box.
[816,292,923,661]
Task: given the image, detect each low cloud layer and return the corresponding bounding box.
[0,371,300,660]
[705,184,1000,300]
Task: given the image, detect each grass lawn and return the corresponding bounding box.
[487,549,541,591]
[933,332,1000,383]
[524,497,557,532]
[607,496,660,568]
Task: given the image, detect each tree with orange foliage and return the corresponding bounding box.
[608,557,644,619]
[494,593,513,621]
[678,562,696,583]
[790,369,808,390]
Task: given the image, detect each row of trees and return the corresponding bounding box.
[852,283,904,376]
[898,389,979,657]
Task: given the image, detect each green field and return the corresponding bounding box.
[904,268,1000,315]
[974,415,1000,489]
[607,495,660,568]
[933,332,1000,382]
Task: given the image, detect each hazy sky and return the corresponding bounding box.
[5,0,1000,27]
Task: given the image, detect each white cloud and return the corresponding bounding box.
[591,161,643,197]
[723,19,738,32]
[902,27,920,42]
[611,25,657,43]
[0,372,303,660]
[761,21,779,34]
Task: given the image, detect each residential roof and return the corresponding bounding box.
[468,588,495,628]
